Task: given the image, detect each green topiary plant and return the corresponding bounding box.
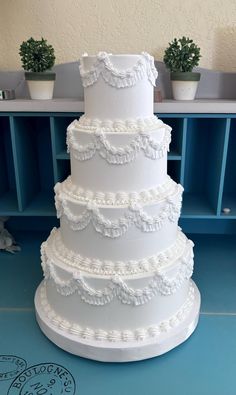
[19,37,55,73]
[163,36,201,73]
[19,37,56,99]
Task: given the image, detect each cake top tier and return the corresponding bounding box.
[79,52,158,120]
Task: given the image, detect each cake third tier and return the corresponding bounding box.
[55,177,183,262]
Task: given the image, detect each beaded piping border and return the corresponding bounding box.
[79,51,158,88]
[75,115,165,133]
[66,123,171,163]
[41,244,194,305]
[40,282,195,342]
[55,175,176,207]
[55,184,183,238]
[43,227,193,276]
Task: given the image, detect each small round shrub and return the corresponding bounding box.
[19,37,55,73]
[163,36,201,73]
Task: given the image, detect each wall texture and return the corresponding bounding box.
[1,0,236,71]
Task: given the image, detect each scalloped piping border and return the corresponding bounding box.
[69,115,169,134]
[55,184,183,238]
[66,124,171,163]
[40,282,194,342]
[41,243,194,304]
[44,227,193,276]
[79,51,158,88]
[55,176,176,207]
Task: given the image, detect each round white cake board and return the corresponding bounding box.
[35,280,200,363]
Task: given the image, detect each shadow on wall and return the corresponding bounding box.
[212,26,236,72]
[211,26,236,99]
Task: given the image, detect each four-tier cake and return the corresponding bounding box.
[35,52,200,362]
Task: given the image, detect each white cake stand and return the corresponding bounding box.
[35,280,200,363]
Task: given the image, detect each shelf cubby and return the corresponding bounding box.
[182,117,228,217]
[221,120,236,217]
[0,117,18,214]
[159,117,183,159]
[167,160,181,184]
[55,160,71,183]
[10,116,55,214]
[51,116,76,160]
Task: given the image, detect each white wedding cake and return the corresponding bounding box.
[35,52,200,362]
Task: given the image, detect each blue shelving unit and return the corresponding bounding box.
[0,111,235,233]
[0,107,236,394]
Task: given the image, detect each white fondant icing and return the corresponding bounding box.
[76,114,162,133]
[82,54,155,119]
[46,276,191,332]
[70,150,167,193]
[41,240,194,303]
[79,52,158,88]
[55,184,183,238]
[68,118,170,193]
[44,227,192,276]
[61,217,179,262]
[39,282,194,343]
[35,52,200,361]
[57,175,177,206]
[67,122,171,163]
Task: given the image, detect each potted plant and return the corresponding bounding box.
[163,36,201,100]
[19,37,56,100]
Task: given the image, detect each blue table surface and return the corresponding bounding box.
[0,231,236,395]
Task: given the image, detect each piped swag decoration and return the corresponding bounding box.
[55,184,183,238]
[41,242,194,305]
[66,123,171,164]
[79,52,158,88]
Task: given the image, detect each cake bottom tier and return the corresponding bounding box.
[35,229,200,361]
[35,280,200,362]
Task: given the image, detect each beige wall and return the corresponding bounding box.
[1,0,236,71]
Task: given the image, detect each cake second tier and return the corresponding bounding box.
[67,115,171,193]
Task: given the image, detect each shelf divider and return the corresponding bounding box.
[180,118,188,185]
[9,116,24,211]
[0,116,19,214]
[216,118,231,215]
[50,117,59,183]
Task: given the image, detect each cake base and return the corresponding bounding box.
[35,280,200,363]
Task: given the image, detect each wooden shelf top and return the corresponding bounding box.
[1,98,236,114]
